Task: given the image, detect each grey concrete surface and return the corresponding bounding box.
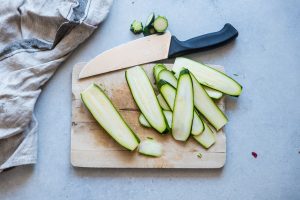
[0,0,299,199]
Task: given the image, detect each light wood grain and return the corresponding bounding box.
[71,63,226,168]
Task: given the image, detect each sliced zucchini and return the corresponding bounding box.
[193,121,216,149]
[153,63,167,83]
[157,69,177,87]
[143,26,156,36]
[138,138,162,157]
[157,93,170,110]
[157,69,221,99]
[139,114,151,128]
[158,80,204,135]
[203,86,223,99]
[126,66,169,134]
[139,110,172,128]
[171,69,194,141]
[191,74,228,131]
[153,16,168,33]
[130,20,143,34]
[145,12,155,28]
[81,84,139,151]
[172,57,242,96]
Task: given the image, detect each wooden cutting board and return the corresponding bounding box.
[71,63,226,168]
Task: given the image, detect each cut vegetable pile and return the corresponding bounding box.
[81,57,242,157]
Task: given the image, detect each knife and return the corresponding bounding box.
[79,23,238,79]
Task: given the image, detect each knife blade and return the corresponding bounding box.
[79,23,238,79]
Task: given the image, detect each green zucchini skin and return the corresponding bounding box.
[171,70,194,141]
[126,66,169,134]
[81,84,140,151]
[173,57,242,96]
[191,74,228,131]
[153,63,167,83]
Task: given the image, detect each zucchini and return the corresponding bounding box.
[203,86,223,99]
[157,94,170,110]
[143,26,156,36]
[172,57,242,96]
[171,69,194,141]
[193,121,216,149]
[139,110,172,128]
[157,69,177,87]
[157,68,222,99]
[153,63,167,83]
[138,138,162,157]
[126,66,169,134]
[145,12,155,28]
[130,20,143,34]
[153,16,168,33]
[81,84,139,151]
[191,74,228,131]
[158,80,204,135]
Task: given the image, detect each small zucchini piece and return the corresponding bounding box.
[157,69,177,88]
[153,16,168,33]
[191,73,228,131]
[81,84,139,151]
[130,20,143,34]
[157,93,170,110]
[153,63,167,83]
[126,66,169,134]
[193,121,216,149]
[139,110,172,128]
[145,12,155,28]
[171,69,194,141]
[138,138,162,157]
[158,80,204,136]
[203,86,223,99]
[143,26,156,36]
[172,57,242,96]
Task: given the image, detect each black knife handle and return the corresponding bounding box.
[168,23,238,58]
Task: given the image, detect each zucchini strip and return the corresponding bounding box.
[126,66,169,134]
[172,57,242,96]
[153,63,167,83]
[81,84,139,151]
[157,93,170,110]
[157,68,223,99]
[193,121,216,149]
[158,80,204,135]
[171,69,194,141]
[191,74,228,130]
[139,110,172,128]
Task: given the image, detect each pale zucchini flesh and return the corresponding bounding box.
[153,64,167,83]
[193,121,216,149]
[157,68,221,99]
[81,84,139,151]
[157,93,170,110]
[138,138,162,157]
[126,66,168,133]
[191,74,228,131]
[172,57,242,96]
[158,80,204,135]
[172,70,194,141]
[139,110,172,128]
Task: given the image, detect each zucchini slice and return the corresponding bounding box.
[203,86,223,99]
[138,138,162,157]
[193,121,216,149]
[171,69,194,141]
[145,12,155,28]
[130,20,143,34]
[139,110,172,128]
[191,74,228,131]
[157,68,222,99]
[157,93,170,110]
[153,16,168,33]
[126,66,169,134]
[153,63,167,83]
[172,57,242,96]
[81,84,139,151]
[158,80,204,135]
[157,69,177,87]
